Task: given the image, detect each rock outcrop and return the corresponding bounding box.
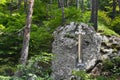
[86,32,120,77]
[100,35,120,60]
[51,22,102,80]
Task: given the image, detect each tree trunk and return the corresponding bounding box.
[118,0,120,12]
[18,0,22,9]
[20,0,34,65]
[112,0,117,19]
[61,0,65,24]
[66,0,69,7]
[81,0,84,11]
[58,0,61,8]
[9,0,13,15]
[90,0,98,31]
[24,0,27,13]
[94,0,98,31]
[50,0,52,4]
[76,0,80,9]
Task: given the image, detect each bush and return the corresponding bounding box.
[15,52,53,80]
[110,16,120,34]
[102,57,120,77]
[0,65,15,76]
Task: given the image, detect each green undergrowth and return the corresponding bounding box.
[0,76,11,80]
[98,23,120,37]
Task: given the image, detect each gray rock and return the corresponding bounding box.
[100,34,120,57]
[51,22,102,80]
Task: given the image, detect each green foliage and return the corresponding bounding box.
[103,59,114,70]
[0,0,7,5]
[0,65,15,76]
[0,24,5,32]
[110,16,120,34]
[0,0,120,79]
[72,70,117,80]
[30,24,53,53]
[0,76,11,80]
[33,0,47,24]
[72,70,92,80]
[98,23,120,37]
[15,52,53,79]
[102,57,120,76]
[98,11,111,26]
[98,0,111,11]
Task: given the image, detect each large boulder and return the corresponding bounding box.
[51,22,102,80]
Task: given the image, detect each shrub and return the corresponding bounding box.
[110,16,120,34]
[102,57,120,77]
[0,65,15,76]
[15,52,53,79]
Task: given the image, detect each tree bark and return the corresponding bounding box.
[118,0,120,12]
[18,0,22,9]
[24,0,27,13]
[76,0,80,9]
[90,0,98,31]
[50,0,52,4]
[81,0,84,11]
[61,0,65,24]
[20,0,34,65]
[112,0,117,19]
[58,0,61,8]
[9,0,13,15]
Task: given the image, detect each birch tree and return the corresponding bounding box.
[20,0,34,65]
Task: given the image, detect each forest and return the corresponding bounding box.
[0,0,120,80]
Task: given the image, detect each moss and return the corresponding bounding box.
[98,23,120,37]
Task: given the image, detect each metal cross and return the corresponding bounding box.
[75,25,85,67]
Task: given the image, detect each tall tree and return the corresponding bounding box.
[18,0,22,9]
[58,0,61,8]
[112,0,117,19]
[88,0,92,10]
[9,0,13,15]
[81,0,84,11]
[90,0,98,31]
[76,0,80,9]
[20,0,34,65]
[24,0,27,13]
[60,0,65,24]
[65,0,69,7]
[118,0,120,12]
